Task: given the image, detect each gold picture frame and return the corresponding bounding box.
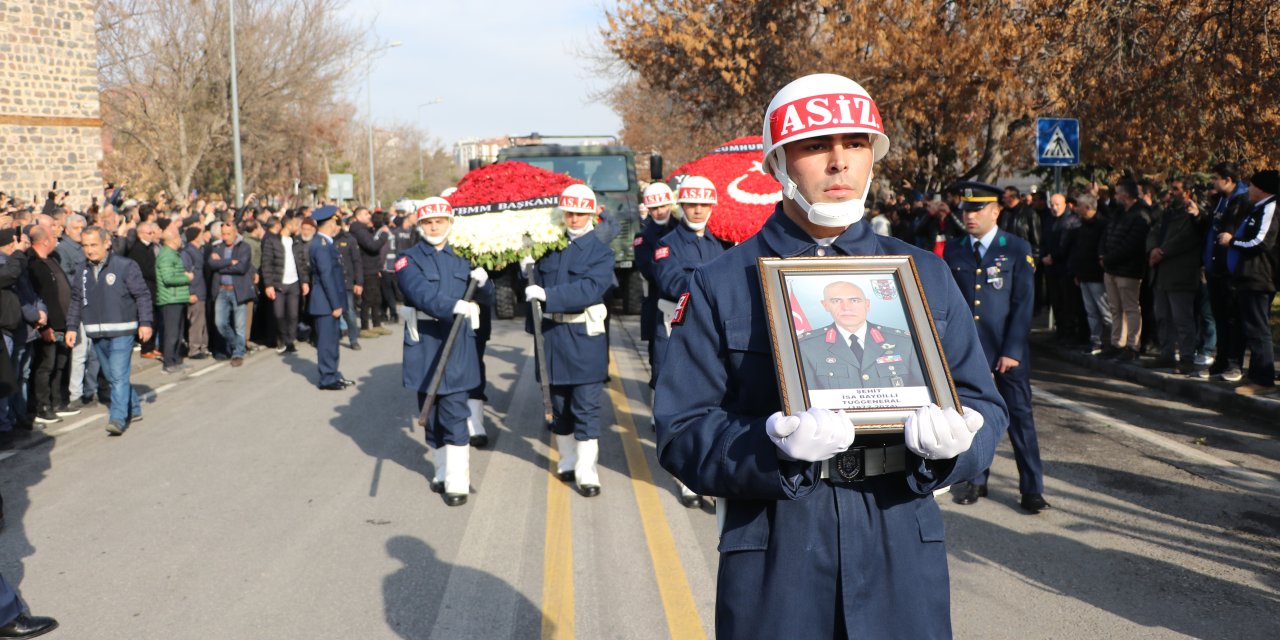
[757,255,960,434]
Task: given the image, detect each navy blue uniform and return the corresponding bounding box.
[635,218,677,388]
[395,241,492,448]
[650,224,727,388]
[308,233,346,387]
[525,232,615,440]
[654,208,1007,639]
[944,230,1044,495]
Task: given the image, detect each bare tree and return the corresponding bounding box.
[98,0,367,199]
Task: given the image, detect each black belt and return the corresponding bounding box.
[820,444,907,482]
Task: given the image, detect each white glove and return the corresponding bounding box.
[904,404,984,461]
[469,267,489,287]
[452,300,475,317]
[468,303,480,330]
[765,408,855,462]
[519,255,536,272]
[525,285,546,302]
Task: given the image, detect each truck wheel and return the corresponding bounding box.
[621,269,644,315]
[495,269,517,319]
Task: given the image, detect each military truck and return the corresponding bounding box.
[487,135,661,319]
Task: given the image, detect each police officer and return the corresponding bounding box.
[944,181,1050,513]
[634,182,678,390]
[798,281,924,389]
[307,206,352,391]
[395,197,491,507]
[521,184,615,497]
[651,175,729,507]
[653,74,1007,639]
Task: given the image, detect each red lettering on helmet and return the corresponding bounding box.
[769,93,883,144]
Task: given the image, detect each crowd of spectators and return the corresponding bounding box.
[866,165,1278,393]
[0,185,418,442]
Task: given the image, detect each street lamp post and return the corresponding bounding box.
[228,0,244,207]
[416,98,444,183]
[365,41,402,208]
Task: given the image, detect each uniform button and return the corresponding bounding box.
[816,248,827,256]
[975,269,982,274]
[974,315,981,321]
[975,299,982,306]
[862,374,870,381]
[975,284,982,290]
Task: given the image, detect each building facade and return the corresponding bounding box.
[0,0,103,210]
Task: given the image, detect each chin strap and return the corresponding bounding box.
[567,223,595,240]
[773,148,874,227]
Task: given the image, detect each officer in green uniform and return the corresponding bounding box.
[798,281,924,389]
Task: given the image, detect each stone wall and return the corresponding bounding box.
[0,0,102,211]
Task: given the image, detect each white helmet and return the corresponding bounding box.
[440,187,458,198]
[415,197,453,221]
[762,73,890,227]
[559,184,597,214]
[676,176,718,204]
[642,182,676,208]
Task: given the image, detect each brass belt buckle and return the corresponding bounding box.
[833,448,866,482]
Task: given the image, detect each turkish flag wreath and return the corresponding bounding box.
[667,136,783,244]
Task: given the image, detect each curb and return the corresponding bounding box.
[1031,335,1280,422]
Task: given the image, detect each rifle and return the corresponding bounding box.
[526,260,555,428]
[417,278,480,427]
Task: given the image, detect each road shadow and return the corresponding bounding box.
[946,509,1280,640]
[0,435,53,607]
[382,536,544,639]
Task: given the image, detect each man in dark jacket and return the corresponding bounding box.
[1042,193,1083,341]
[1198,163,1250,381]
[206,222,254,366]
[1222,170,1278,392]
[0,229,43,431]
[65,227,153,435]
[261,212,311,354]
[334,219,364,350]
[126,221,161,359]
[1146,178,1206,374]
[181,225,210,358]
[1068,195,1112,354]
[348,207,387,337]
[25,225,77,423]
[1100,180,1152,361]
[1000,186,1042,259]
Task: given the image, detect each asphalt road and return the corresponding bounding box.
[1,316,1276,639]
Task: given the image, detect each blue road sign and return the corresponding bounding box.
[1036,118,1080,167]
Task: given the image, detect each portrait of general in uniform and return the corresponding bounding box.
[758,255,960,432]
[797,280,925,391]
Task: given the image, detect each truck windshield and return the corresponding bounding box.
[513,155,630,192]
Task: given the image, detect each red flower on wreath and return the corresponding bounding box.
[446,161,581,207]
[668,136,782,243]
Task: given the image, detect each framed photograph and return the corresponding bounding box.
[757,255,960,434]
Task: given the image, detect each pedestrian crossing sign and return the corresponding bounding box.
[1035,118,1080,167]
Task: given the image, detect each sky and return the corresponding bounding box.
[343,0,624,149]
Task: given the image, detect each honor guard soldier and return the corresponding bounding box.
[798,280,924,390]
[653,74,1008,639]
[307,206,353,391]
[521,184,616,497]
[651,175,729,507]
[635,182,678,390]
[944,181,1050,513]
[396,197,491,507]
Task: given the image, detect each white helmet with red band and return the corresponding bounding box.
[762,74,890,227]
[676,176,718,204]
[642,182,675,208]
[559,184,597,214]
[415,197,453,221]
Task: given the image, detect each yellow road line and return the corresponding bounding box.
[541,435,575,640]
[607,354,708,640]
